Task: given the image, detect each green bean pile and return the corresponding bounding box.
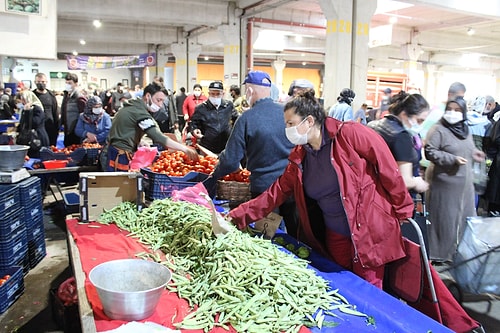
[98,199,368,332]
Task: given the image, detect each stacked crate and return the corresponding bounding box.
[18,177,46,269]
[0,184,28,273]
[0,183,26,314]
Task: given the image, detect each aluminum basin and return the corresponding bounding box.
[89,259,171,321]
[0,145,29,171]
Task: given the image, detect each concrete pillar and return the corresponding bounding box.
[319,0,376,109]
[351,0,377,112]
[423,64,438,105]
[271,58,286,93]
[218,3,242,91]
[494,70,500,100]
[171,41,201,92]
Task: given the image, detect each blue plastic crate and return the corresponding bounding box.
[0,266,25,314]
[0,184,20,217]
[0,210,24,241]
[26,219,44,241]
[0,231,28,267]
[140,168,209,201]
[17,176,42,207]
[24,201,44,228]
[39,147,86,165]
[28,233,46,269]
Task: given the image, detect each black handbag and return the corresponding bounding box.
[17,110,41,151]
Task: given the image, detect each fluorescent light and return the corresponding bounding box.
[93,20,102,28]
[467,28,475,36]
[79,39,86,45]
[72,50,78,56]
[253,30,285,51]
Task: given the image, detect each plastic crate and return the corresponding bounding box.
[28,233,46,269]
[63,192,80,214]
[82,147,101,166]
[39,147,86,165]
[17,176,42,207]
[26,218,44,241]
[0,231,28,268]
[140,168,209,201]
[24,201,44,229]
[0,266,25,314]
[0,209,24,241]
[0,184,20,217]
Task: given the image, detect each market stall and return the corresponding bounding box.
[66,218,453,333]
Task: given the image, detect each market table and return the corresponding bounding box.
[66,218,453,333]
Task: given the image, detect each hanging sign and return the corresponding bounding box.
[66,53,156,70]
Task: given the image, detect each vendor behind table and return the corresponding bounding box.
[75,95,111,145]
[105,82,198,172]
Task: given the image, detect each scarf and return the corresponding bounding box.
[440,118,469,140]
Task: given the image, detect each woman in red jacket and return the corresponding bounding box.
[228,91,414,288]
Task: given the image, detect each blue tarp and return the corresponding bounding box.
[275,232,453,332]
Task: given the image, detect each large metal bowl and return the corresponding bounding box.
[0,145,29,171]
[88,259,171,321]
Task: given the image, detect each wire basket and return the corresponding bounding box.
[216,180,251,202]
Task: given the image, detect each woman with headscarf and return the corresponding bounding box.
[15,90,50,157]
[424,97,485,264]
[75,95,112,145]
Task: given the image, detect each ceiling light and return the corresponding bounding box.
[93,20,102,28]
[295,35,303,43]
[79,39,86,45]
[389,16,397,24]
[302,61,306,66]
[467,28,475,36]
[301,53,305,57]
[204,56,209,61]
[72,50,78,56]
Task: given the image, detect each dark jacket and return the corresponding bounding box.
[17,105,50,157]
[230,117,414,267]
[33,89,59,146]
[190,99,237,154]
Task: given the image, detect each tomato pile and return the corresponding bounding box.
[49,143,102,154]
[222,168,251,183]
[0,274,10,286]
[150,150,218,176]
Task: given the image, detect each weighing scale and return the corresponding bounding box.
[0,168,31,183]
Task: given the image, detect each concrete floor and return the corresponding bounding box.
[0,193,499,333]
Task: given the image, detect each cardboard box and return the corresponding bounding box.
[79,172,144,222]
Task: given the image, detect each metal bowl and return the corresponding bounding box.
[89,259,171,321]
[0,145,29,171]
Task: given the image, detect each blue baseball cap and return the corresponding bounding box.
[242,71,272,87]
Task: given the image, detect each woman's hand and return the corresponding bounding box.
[86,132,97,143]
[456,156,468,165]
[413,176,429,193]
[472,149,486,162]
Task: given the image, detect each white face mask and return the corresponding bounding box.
[92,107,102,115]
[64,83,73,92]
[193,90,201,97]
[285,117,310,145]
[148,97,161,112]
[443,111,463,124]
[209,97,221,107]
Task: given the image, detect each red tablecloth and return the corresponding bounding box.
[67,219,310,332]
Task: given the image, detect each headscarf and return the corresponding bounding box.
[440,97,469,140]
[83,95,103,125]
[20,90,43,108]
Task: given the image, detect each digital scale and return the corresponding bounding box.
[0,168,31,184]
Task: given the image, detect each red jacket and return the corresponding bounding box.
[182,94,207,119]
[229,117,414,268]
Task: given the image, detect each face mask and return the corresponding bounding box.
[64,83,73,92]
[92,107,102,115]
[16,103,24,110]
[193,91,201,97]
[148,96,161,112]
[209,97,221,107]
[443,111,463,124]
[245,87,253,107]
[285,117,310,145]
[405,117,422,135]
[36,83,46,91]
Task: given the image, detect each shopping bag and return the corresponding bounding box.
[129,146,158,170]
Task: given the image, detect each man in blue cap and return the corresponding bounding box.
[204,70,298,236]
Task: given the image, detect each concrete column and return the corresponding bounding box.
[171,41,201,91]
[494,70,500,100]
[271,58,286,93]
[171,42,188,90]
[351,0,377,112]
[423,64,438,105]
[319,0,376,109]
[218,3,242,90]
